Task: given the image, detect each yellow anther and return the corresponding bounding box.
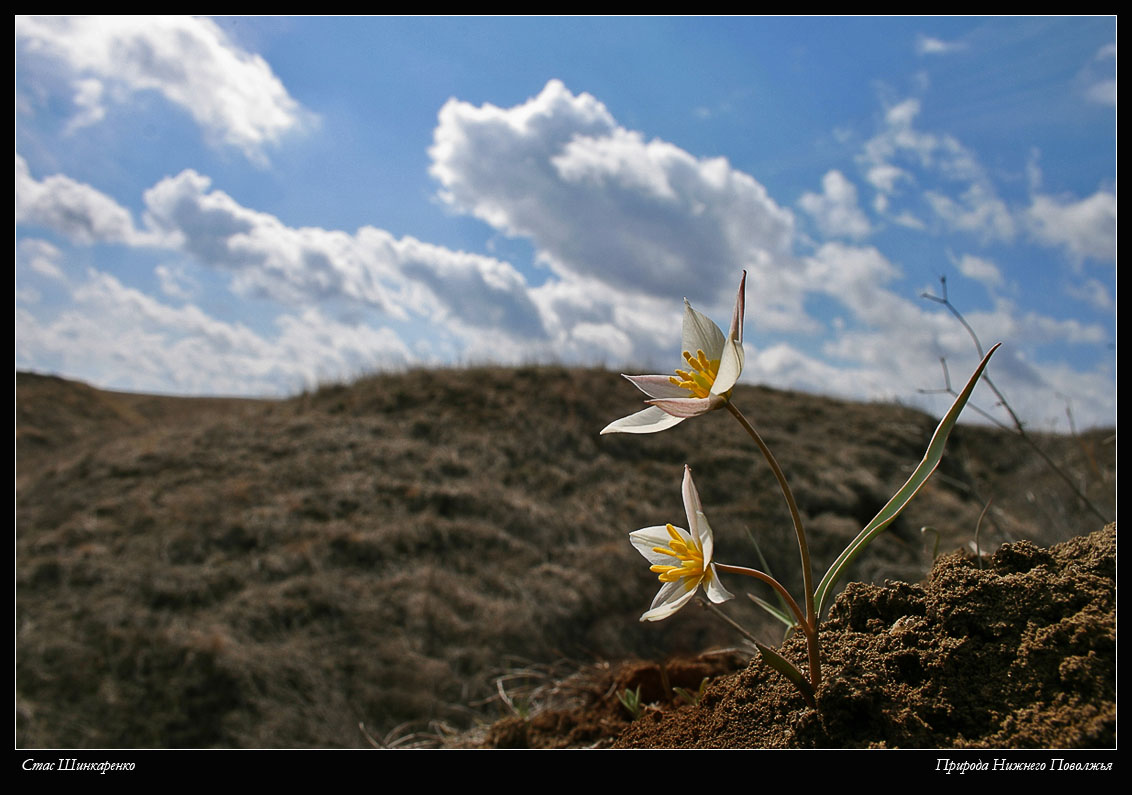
[651,524,706,584]
[672,350,722,399]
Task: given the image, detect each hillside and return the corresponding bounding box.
[15,367,1115,747]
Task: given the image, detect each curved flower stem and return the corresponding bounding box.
[715,562,819,694]
[714,564,806,629]
[725,400,820,691]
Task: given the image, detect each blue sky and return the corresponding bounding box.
[16,16,1116,428]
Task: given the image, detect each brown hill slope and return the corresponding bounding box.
[15,367,1114,747]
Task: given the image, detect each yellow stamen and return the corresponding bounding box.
[651,523,706,586]
[670,349,721,398]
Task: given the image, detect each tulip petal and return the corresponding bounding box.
[640,580,699,622]
[630,524,693,566]
[704,565,735,604]
[727,271,746,345]
[600,406,686,435]
[712,339,744,395]
[647,395,724,419]
[681,465,703,533]
[682,300,726,361]
[693,509,714,566]
[623,374,690,399]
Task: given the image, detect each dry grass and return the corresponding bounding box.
[16,367,1114,747]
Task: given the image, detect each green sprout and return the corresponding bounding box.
[672,677,709,707]
[605,271,999,708]
[617,685,643,720]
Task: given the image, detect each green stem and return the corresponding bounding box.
[716,562,819,692]
[714,563,806,629]
[725,400,820,690]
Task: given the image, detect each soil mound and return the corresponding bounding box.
[473,525,1114,748]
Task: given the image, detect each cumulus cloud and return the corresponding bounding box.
[18,238,66,281]
[1065,277,1113,312]
[866,164,910,194]
[1027,190,1116,264]
[925,185,1015,243]
[17,157,550,366]
[956,254,1004,291]
[770,242,1114,428]
[16,155,150,245]
[429,79,796,309]
[155,263,196,300]
[860,96,1015,242]
[16,15,313,163]
[138,169,548,340]
[15,77,1114,428]
[17,267,415,396]
[799,170,871,240]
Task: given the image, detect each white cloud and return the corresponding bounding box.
[1085,80,1116,106]
[956,254,1004,291]
[65,77,106,133]
[16,155,150,245]
[18,238,66,281]
[861,96,1015,242]
[866,164,910,194]
[924,184,1015,243]
[1027,190,1116,263]
[138,169,548,340]
[429,79,797,309]
[761,242,1115,428]
[915,35,965,56]
[17,267,415,396]
[155,263,196,300]
[799,170,871,240]
[1065,277,1114,312]
[16,15,313,163]
[1083,43,1116,106]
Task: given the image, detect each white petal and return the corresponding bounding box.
[601,406,686,435]
[727,271,746,345]
[704,564,735,604]
[712,339,744,395]
[640,579,699,621]
[693,509,714,565]
[630,524,692,565]
[681,466,703,531]
[623,374,690,399]
[647,395,723,418]
[681,299,726,361]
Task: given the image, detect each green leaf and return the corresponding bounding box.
[813,343,1000,618]
[754,641,814,706]
[747,592,795,629]
[744,527,795,623]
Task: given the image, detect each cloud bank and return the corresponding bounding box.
[17,78,1115,428]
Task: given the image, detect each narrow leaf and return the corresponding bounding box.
[814,343,1000,618]
[744,526,795,625]
[747,592,795,629]
[755,641,815,707]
